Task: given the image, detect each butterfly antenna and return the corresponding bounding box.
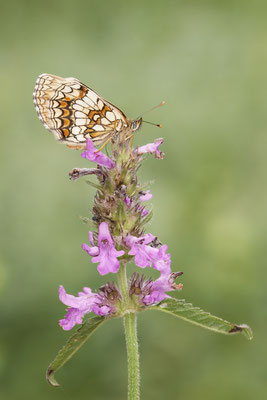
[138,101,165,118]
[142,120,162,128]
[137,100,165,128]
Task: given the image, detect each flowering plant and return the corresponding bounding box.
[46,136,252,398]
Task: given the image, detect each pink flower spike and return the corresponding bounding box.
[92,222,124,275]
[139,190,153,202]
[81,139,115,169]
[136,138,164,159]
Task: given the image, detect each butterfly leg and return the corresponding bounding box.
[95,136,113,153]
[128,134,134,158]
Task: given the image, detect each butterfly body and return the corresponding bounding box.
[33,74,142,149]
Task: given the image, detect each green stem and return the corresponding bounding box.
[117,262,140,399]
[117,261,129,302]
[124,312,140,400]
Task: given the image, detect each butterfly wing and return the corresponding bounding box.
[33,74,129,149]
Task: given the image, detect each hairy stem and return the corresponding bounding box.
[117,261,129,302]
[117,262,140,399]
[124,312,140,400]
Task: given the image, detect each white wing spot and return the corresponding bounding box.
[88,91,98,104]
[72,127,80,135]
[93,124,105,131]
[83,95,95,108]
[98,99,104,109]
[76,134,86,141]
[106,111,115,121]
[73,103,83,111]
[72,90,82,98]
[76,99,89,108]
[54,108,62,117]
[101,118,110,125]
[55,119,62,129]
[56,91,64,99]
[113,109,124,120]
[76,118,87,126]
[62,86,72,93]
[75,111,87,118]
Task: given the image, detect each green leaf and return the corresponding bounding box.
[46,316,106,387]
[85,180,102,191]
[150,298,253,340]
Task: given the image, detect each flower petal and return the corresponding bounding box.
[58,285,98,330]
[91,222,124,275]
[139,190,153,202]
[81,139,115,169]
[136,138,164,159]
[88,231,95,247]
[59,285,96,311]
[82,243,99,257]
[59,308,85,331]
[125,233,157,268]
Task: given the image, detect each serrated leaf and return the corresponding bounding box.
[46,316,105,387]
[150,298,253,340]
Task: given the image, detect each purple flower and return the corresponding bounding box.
[59,285,97,330]
[138,206,149,217]
[142,271,183,305]
[153,244,171,274]
[82,222,124,275]
[92,282,121,316]
[59,282,121,330]
[136,138,164,159]
[125,233,158,268]
[139,190,153,202]
[129,271,183,307]
[81,139,115,169]
[126,234,171,274]
[92,303,112,316]
[82,231,99,256]
[124,196,131,207]
[124,194,150,217]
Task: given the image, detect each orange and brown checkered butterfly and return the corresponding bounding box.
[33,74,164,150]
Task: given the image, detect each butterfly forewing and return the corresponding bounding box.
[33,74,129,149]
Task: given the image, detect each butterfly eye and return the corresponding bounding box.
[132,121,137,131]
[132,119,142,132]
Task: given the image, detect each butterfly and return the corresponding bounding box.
[33,73,145,150]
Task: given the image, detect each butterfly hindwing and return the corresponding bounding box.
[33,74,129,149]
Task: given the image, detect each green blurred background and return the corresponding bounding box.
[1,0,266,398]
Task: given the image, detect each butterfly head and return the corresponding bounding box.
[131,118,143,132]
